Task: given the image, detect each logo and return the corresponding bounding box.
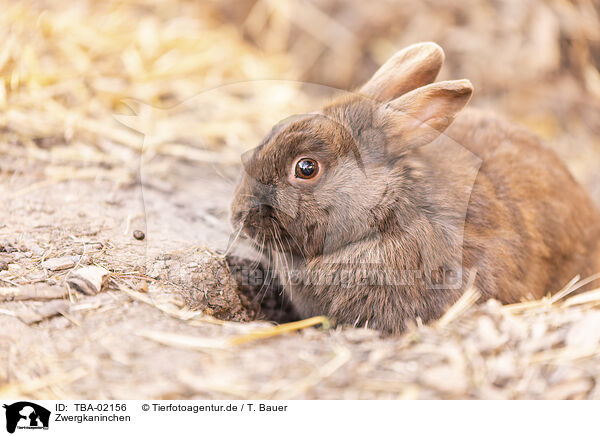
[3,402,50,434]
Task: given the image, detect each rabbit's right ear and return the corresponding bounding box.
[360,42,445,102]
[377,79,473,150]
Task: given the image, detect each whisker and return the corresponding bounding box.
[273,225,292,288]
[209,163,236,187]
[223,223,244,257]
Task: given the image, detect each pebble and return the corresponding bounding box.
[22,239,45,257]
[0,240,17,253]
[133,230,145,240]
[67,265,110,295]
[41,256,75,271]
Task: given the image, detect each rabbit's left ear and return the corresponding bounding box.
[377,79,473,149]
[360,42,445,102]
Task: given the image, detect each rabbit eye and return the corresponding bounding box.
[295,158,319,179]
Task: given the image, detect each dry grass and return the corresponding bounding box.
[1,0,600,399]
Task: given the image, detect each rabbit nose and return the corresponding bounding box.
[250,203,274,220]
[232,202,272,226]
[243,203,274,230]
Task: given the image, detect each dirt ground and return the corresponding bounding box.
[1,0,600,399]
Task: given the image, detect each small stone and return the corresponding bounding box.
[16,300,70,325]
[22,238,44,257]
[0,284,66,301]
[0,261,7,271]
[41,256,75,271]
[138,280,149,293]
[0,240,17,253]
[67,265,110,295]
[133,230,145,240]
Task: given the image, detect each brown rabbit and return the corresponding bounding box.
[230,42,600,333]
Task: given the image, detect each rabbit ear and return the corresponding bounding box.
[378,79,473,148]
[360,42,445,102]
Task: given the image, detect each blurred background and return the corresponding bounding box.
[0,0,599,200]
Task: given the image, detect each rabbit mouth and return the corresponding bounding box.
[241,213,305,258]
[254,220,299,255]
